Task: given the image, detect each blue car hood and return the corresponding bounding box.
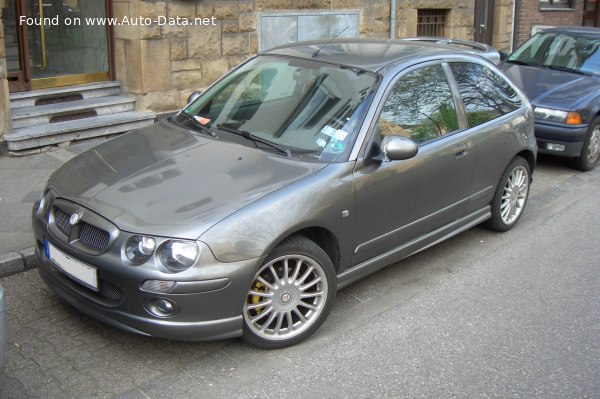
[48,120,325,239]
[500,63,600,110]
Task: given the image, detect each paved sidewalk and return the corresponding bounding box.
[0,139,109,278]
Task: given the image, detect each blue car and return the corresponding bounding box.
[501,26,600,171]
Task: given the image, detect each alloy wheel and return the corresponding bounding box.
[500,165,529,225]
[243,254,329,341]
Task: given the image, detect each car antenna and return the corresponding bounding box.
[312,26,349,58]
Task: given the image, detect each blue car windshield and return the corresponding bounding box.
[179,56,379,162]
[508,31,600,75]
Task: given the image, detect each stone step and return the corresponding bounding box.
[4,111,156,151]
[11,95,136,129]
[9,81,122,109]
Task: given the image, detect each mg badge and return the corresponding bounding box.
[69,211,83,226]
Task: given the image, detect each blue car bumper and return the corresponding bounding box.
[535,121,588,158]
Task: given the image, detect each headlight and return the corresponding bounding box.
[159,240,199,271]
[125,235,156,264]
[534,107,581,124]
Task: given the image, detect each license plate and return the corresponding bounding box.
[45,240,98,291]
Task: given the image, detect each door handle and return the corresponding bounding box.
[36,0,47,69]
[454,143,469,158]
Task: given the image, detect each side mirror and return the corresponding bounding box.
[499,51,508,61]
[381,135,418,161]
[187,90,202,104]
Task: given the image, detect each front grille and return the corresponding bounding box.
[537,141,546,150]
[99,280,125,302]
[52,205,111,251]
[54,207,72,235]
[80,223,111,250]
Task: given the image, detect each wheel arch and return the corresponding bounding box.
[516,149,536,175]
[276,227,342,274]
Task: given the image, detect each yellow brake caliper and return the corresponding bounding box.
[251,281,268,314]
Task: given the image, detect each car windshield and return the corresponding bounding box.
[177,55,379,162]
[508,31,600,75]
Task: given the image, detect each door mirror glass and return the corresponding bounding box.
[381,135,418,161]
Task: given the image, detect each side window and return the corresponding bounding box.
[377,64,458,145]
[450,63,522,128]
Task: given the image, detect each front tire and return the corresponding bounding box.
[484,156,531,232]
[242,236,336,349]
[572,116,600,172]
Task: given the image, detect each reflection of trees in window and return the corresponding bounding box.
[378,64,458,144]
[450,63,521,128]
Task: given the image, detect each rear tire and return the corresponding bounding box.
[572,116,600,172]
[484,156,531,232]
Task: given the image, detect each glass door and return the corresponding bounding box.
[3,0,112,91]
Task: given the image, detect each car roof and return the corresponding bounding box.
[262,38,479,72]
[539,26,600,39]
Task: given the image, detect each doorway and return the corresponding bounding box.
[474,0,494,45]
[2,0,113,92]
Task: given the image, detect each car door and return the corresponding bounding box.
[351,62,476,265]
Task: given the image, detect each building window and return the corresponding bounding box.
[260,12,359,51]
[417,9,448,37]
[540,0,573,9]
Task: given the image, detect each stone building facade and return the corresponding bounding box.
[0,0,589,147]
[112,0,501,113]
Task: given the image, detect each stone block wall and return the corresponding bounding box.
[112,0,479,113]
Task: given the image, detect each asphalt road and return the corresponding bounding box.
[1,156,599,398]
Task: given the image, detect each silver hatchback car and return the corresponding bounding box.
[33,39,536,348]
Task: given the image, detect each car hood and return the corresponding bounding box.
[500,63,600,110]
[48,120,325,239]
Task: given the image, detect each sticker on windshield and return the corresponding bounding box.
[316,138,327,148]
[326,141,345,154]
[321,126,336,137]
[194,116,211,125]
[334,129,349,141]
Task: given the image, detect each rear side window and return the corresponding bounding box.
[449,63,522,128]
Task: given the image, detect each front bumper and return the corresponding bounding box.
[32,202,262,341]
[535,121,588,158]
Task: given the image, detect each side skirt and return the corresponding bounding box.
[336,206,491,290]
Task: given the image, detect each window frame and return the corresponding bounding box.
[368,60,468,152]
[539,0,574,10]
[356,57,527,162]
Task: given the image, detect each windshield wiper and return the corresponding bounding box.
[507,59,540,67]
[216,124,292,157]
[178,112,218,138]
[547,65,590,76]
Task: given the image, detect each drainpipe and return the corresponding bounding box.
[390,0,396,39]
[512,0,521,52]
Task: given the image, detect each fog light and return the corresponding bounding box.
[145,297,179,318]
[156,299,174,313]
[546,143,566,152]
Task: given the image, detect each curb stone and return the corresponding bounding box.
[0,247,37,279]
